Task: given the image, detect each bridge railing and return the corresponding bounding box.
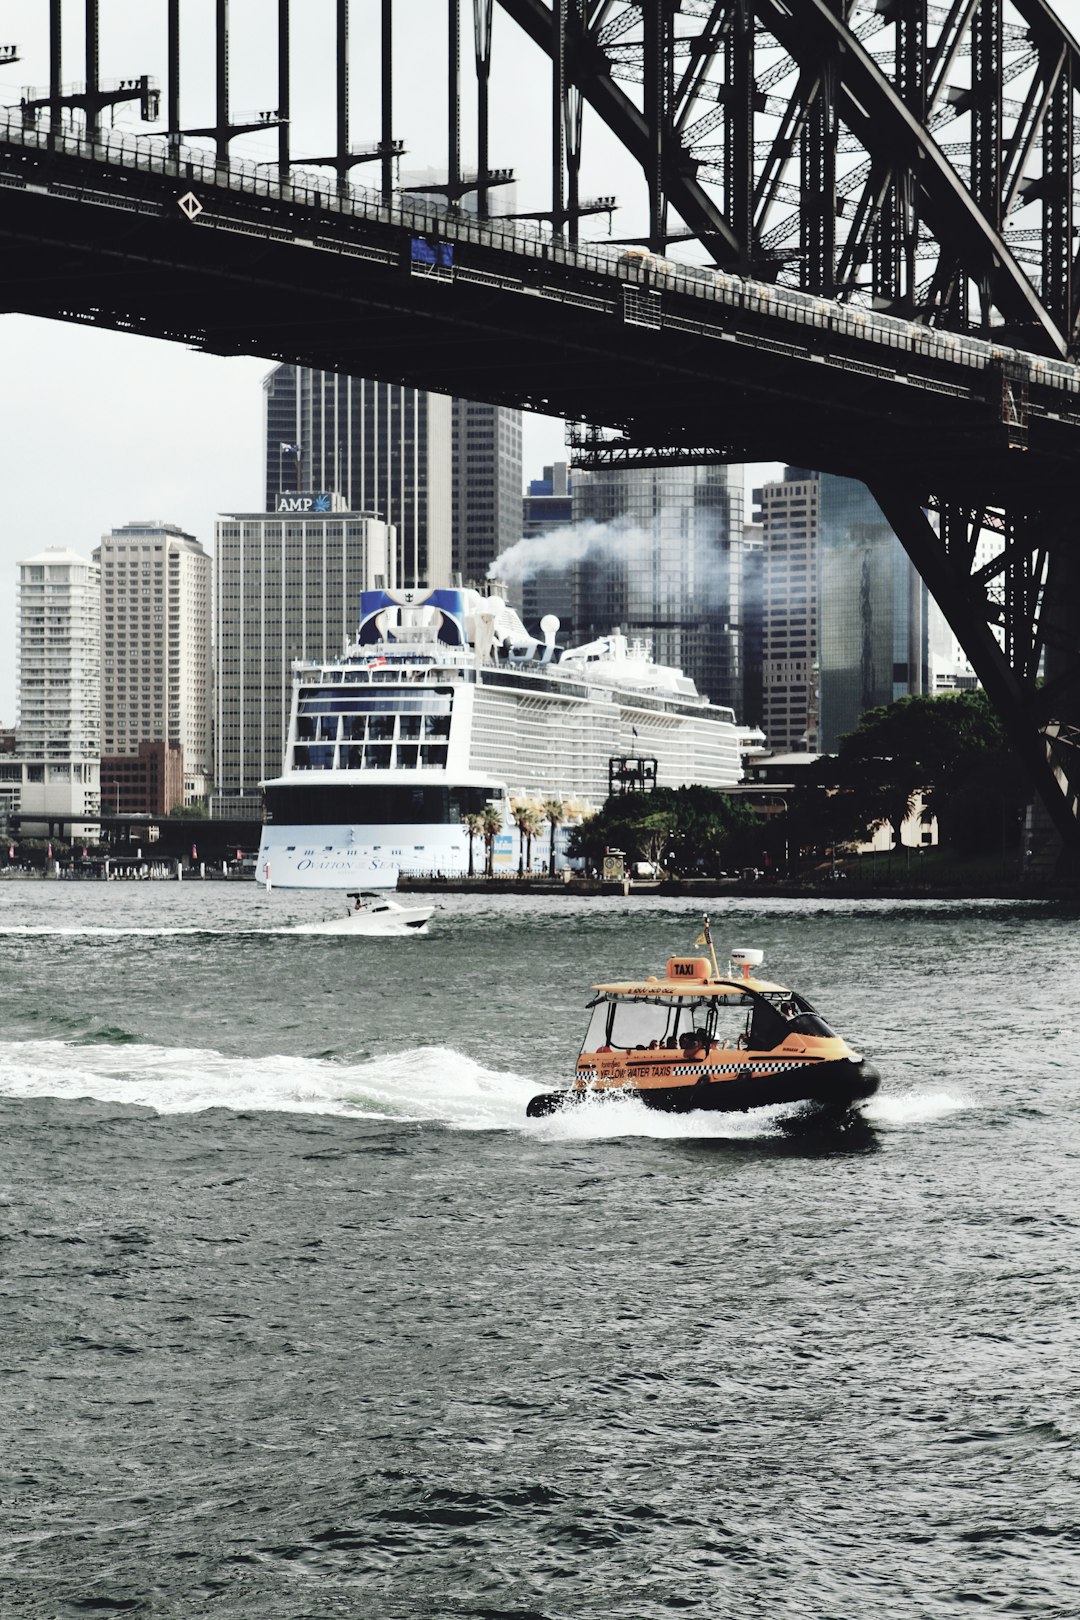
[2,105,1079,394]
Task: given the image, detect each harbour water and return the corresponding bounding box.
[1,884,1077,1617]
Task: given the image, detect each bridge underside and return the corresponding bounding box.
[1,153,1077,498]
[1,139,1079,854]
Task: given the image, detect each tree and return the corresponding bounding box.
[461,811,483,879]
[524,807,545,873]
[819,692,1007,849]
[541,798,567,875]
[511,801,534,876]
[566,787,760,874]
[480,803,503,877]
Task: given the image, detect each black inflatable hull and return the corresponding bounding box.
[525,1058,881,1119]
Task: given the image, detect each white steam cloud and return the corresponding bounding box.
[487,518,653,584]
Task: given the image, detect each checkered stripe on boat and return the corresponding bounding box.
[577,1059,822,1082]
[667,1060,820,1077]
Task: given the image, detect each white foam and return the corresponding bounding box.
[860,1088,970,1125]
[526,1088,791,1141]
[0,1038,537,1129]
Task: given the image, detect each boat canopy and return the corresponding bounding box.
[592,974,790,1001]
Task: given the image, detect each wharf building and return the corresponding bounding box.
[7,547,101,838]
[519,462,748,717]
[213,499,393,814]
[95,520,212,811]
[263,364,452,589]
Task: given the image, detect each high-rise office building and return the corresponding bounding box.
[758,469,945,753]
[817,475,938,750]
[517,461,574,630]
[757,470,820,752]
[451,398,522,586]
[741,520,765,731]
[95,520,212,804]
[566,463,747,714]
[263,365,452,588]
[13,546,100,836]
[213,503,392,809]
[522,462,573,536]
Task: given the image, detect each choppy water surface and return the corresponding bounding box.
[0,881,1077,1618]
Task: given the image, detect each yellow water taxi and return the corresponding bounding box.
[526,918,880,1119]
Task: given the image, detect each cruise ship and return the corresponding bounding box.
[257,587,753,887]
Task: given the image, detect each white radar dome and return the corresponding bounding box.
[729,947,764,979]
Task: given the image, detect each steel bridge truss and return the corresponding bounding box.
[12,1,1080,350]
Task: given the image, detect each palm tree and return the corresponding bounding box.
[511,801,533,877]
[480,803,503,877]
[524,807,544,874]
[542,797,567,876]
[461,811,484,879]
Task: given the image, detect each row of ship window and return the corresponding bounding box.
[297,713,450,741]
[293,744,448,771]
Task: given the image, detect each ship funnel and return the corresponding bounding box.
[729,948,764,980]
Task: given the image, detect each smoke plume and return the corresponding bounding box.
[487,518,652,583]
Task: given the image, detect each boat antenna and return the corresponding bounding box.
[696,913,721,980]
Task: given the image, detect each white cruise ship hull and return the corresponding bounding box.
[257,830,401,889]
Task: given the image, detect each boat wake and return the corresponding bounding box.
[0,1037,537,1128]
[0,924,221,938]
[0,1036,969,1138]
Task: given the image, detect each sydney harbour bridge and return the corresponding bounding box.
[2,0,1080,855]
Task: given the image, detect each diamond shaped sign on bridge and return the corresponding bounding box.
[177,191,203,221]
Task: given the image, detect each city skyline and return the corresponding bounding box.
[0,314,569,726]
[0,312,777,730]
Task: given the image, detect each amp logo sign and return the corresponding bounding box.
[276,492,334,514]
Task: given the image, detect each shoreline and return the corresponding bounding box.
[398,875,1069,902]
[1,871,1069,902]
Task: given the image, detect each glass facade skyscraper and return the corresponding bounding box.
[817,474,929,750]
[758,469,949,753]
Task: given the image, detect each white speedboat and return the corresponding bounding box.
[290,893,436,936]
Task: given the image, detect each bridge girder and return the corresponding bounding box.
[501,0,1080,354]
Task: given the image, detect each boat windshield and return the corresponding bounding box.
[581,988,836,1054]
[750,991,837,1049]
[582,997,728,1053]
